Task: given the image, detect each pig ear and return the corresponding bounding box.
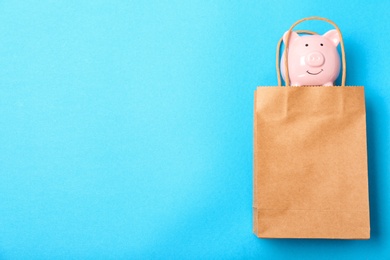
[323,29,340,46]
[283,31,300,45]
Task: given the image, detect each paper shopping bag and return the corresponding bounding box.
[253,17,370,239]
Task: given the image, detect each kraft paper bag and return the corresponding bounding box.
[253,17,370,239]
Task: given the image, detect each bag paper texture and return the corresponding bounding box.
[253,17,370,239]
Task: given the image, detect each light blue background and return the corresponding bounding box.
[0,1,389,259]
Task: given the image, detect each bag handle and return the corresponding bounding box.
[283,16,347,87]
[276,30,318,86]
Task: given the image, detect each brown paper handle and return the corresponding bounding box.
[276,30,318,86]
[283,16,347,87]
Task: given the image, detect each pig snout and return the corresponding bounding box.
[305,51,324,67]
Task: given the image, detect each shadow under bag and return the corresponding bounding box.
[253,17,370,239]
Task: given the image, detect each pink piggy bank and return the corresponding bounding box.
[281,30,341,86]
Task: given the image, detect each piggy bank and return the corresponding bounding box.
[281,29,341,86]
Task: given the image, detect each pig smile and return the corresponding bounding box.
[306,69,323,75]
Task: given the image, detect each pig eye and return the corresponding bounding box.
[320,43,323,46]
[305,44,309,47]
